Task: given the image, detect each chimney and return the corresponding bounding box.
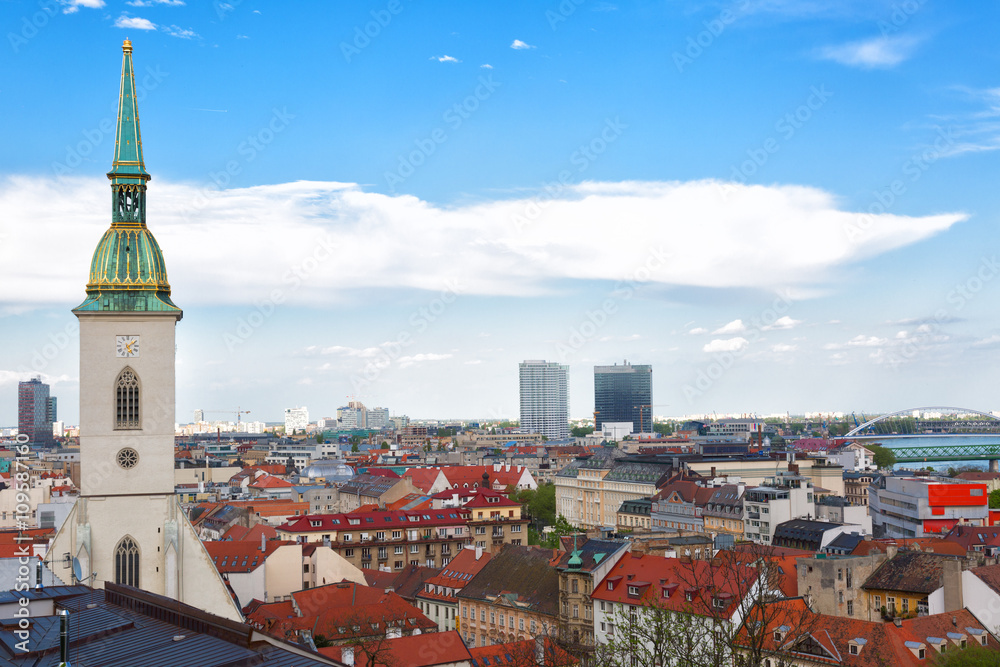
[261,532,266,553]
[893,618,902,627]
[59,609,70,666]
[534,634,545,665]
[341,646,355,666]
[710,467,716,478]
[35,559,43,591]
[943,558,964,612]
[886,544,898,560]
[476,545,483,560]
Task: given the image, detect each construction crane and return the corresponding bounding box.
[633,404,671,435]
[205,408,252,432]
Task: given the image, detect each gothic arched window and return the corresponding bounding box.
[114,536,140,588]
[115,367,141,430]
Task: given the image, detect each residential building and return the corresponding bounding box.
[591,552,763,666]
[797,552,888,620]
[593,361,652,434]
[336,472,417,512]
[870,475,988,538]
[367,406,391,429]
[555,450,675,529]
[616,497,652,531]
[862,550,965,619]
[771,519,867,552]
[432,487,529,553]
[702,483,745,537]
[553,538,630,652]
[436,464,538,492]
[456,545,561,648]
[276,508,470,569]
[468,637,578,666]
[743,472,816,545]
[734,597,998,666]
[843,470,874,506]
[815,495,872,534]
[650,475,715,532]
[245,581,437,645]
[18,378,54,447]
[284,406,309,434]
[705,417,764,438]
[415,545,492,632]
[204,537,366,606]
[519,360,570,441]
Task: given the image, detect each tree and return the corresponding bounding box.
[869,444,897,469]
[653,422,674,436]
[380,441,390,450]
[989,489,1000,509]
[539,515,576,548]
[315,431,324,443]
[933,644,1000,666]
[351,443,360,453]
[571,425,594,437]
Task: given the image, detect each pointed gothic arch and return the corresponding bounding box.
[114,535,140,588]
[115,367,141,430]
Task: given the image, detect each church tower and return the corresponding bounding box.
[48,41,241,621]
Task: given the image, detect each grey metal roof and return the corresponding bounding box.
[0,586,343,667]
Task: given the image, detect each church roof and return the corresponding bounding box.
[75,40,179,316]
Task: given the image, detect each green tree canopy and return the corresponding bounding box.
[571,425,595,437]
[869,444,897,469]
[989,489,1000,509]
[932,644,1000,666]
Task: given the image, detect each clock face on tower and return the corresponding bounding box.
[116,335,140,358]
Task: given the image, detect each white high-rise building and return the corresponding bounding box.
[519,360,570,440]
[245,421,267,434]
[284,407,309,434]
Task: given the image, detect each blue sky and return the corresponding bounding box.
[3,0,1000,425]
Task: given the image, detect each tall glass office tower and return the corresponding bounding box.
[519,360,570,440]
[594,361,652,434]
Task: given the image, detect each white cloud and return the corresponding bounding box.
[114,15,156,30]
[817,35,922,69]
[762,316,801,331]
[0,370,75,386]
[0,177,964,308]
[128,0,184,6]
[432,55,460,63]
[824,335,888,350]
[712,319,746,335]
[480,64,493,69]
[703,337,749,353]
[972,334,1000,348]
[771,344,797,353]
[163,25,199,39]
[688,327,708,335]
[510,39,535,50]
[397,353,452,368]
[61,0,104,13]
[465,359,483,365]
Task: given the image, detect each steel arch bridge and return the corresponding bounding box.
[844,406,1000,463]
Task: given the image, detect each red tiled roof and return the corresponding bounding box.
[255,582,437,642]
[278,508,467,534]
[943,525,1000,550]
[320,630,472,667]
[203,539,290,573]
[0,528,53,544]
[470,637,578,666]
[592,553,759,620]
[221,523,278,543]
[249,474,294,489]
[404,468,447,493]
[736,598,999,667]
[416,547,492,603]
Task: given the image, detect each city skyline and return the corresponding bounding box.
[4,2,1000,424]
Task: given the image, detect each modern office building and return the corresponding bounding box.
[594,361,652,434]
[519,360,569,440]
[18,377,55,446]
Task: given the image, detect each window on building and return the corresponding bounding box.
[572,579,578,594]
[847,600,853,616]
[572,604,579,619]
[114,536,140,587]
[114,368,141,430]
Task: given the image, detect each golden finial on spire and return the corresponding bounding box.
[123,38,133,53]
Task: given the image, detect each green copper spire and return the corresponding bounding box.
[74,40,180,316]
[108,39,150,182]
